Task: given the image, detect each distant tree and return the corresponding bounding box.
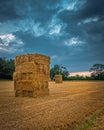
[0,58,15,79]
[50,64,69,80]
[0,57,6,79]
[89,64,104,80]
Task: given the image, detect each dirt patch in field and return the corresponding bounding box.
[0,81,104,130]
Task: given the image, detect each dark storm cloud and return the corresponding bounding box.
[0,0,60,24]
[58,0,104,28]
[0,0,104,72]
[0,0,21,22]
[79,0,104,19]
[15,0,57,25]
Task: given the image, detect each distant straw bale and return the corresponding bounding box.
[55,75,63,83]
[13,54,50,97]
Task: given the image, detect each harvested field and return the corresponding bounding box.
[0,81,104,130]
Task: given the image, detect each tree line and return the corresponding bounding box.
[0,58,15,79]
[0,57,104,80]
[50,64,104,80]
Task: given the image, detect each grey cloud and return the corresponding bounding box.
[0,0,104,72]
[79,0,104,19]
[0,0,22,22]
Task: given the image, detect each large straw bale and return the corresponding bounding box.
[13,54,50,97]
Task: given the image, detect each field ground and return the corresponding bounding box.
[0,81,104,130]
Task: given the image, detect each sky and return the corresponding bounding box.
[0,0,104,72]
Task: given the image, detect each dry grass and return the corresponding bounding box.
[88,108,104,130]
[0,81,104,130]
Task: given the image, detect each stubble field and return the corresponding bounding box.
[0,81,104,130]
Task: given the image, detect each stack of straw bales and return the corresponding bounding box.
[55,75,63,83]
[13,54,50,97]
